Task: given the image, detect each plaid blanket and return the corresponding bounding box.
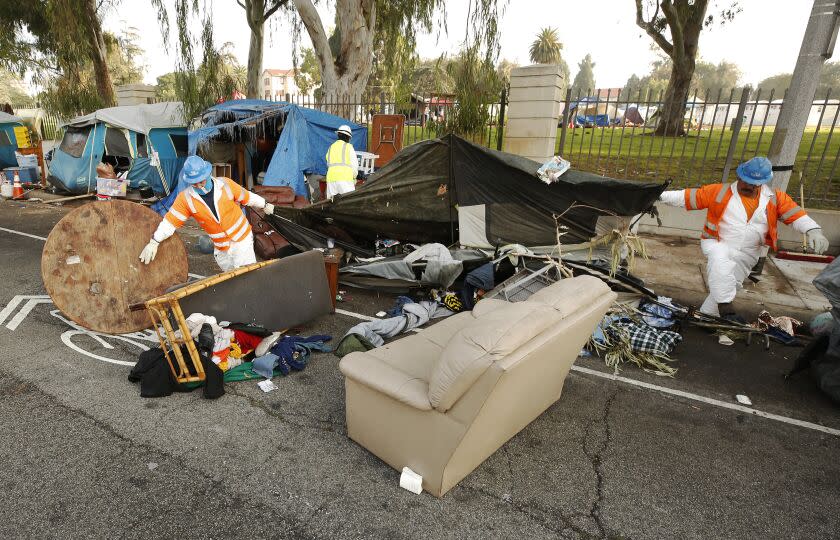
[605,320,682,355]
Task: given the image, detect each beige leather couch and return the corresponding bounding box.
[339,275,616,497]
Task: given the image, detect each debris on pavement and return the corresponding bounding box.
[590,311,682,377]
[735,394,753,406]
[257,380,278,393]
[399,467,423,495]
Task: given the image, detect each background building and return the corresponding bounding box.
[262,69,301,100]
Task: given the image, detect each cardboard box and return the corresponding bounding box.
[97,177,127,197]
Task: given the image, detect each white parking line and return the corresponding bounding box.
[0,227,48,241]
[569,366,840,437]
[4,224,838,437]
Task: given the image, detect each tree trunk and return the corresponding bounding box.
[83,0,115,107]
[294,0,375,118]
[655,59,695,136]
[245,0,265,99]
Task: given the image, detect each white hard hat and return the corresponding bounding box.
[336,125,352,137]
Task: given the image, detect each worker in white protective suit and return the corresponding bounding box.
[325,124,358,198]
[657,156,830,321]
[139,155,276,272]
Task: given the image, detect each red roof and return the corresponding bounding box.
[264,69,293,76]
[596,88,623,99]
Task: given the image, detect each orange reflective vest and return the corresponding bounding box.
[683,183,807,250]
[164,177,253,251]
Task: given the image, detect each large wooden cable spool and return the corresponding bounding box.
[41,200,189,334]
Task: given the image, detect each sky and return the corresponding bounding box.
[103,0,813,90]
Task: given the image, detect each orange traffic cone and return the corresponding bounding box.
[11,171,25,200]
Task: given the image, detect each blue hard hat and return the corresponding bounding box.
[180,155,213,185]
[736,156,773,185]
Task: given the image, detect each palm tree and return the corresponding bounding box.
[529,27,563,65]
[529,27,570,83]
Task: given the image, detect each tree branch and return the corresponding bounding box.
[262,0,289,22]
[635,0,673,56]
[236,0,246,9]
[660,0,684,61]
[292,0,335,79]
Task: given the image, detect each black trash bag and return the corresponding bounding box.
[808,257,840,403]
[197,323,224,399]
[812,346,840,405]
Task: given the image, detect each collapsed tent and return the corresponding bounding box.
[272,134,667,251]
[0,111,24,169]
[48,102,187,195]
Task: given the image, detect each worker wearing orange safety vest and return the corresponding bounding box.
[658,156,829,321]
[325,124,358,198]
[139,156,275,272]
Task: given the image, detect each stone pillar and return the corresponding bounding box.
[503,64,564,163]
[116,84,157,106]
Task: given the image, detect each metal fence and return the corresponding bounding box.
[8,101,65,141]
[272,92,508,152]
[11,87,840,208]
[556,87,840,209]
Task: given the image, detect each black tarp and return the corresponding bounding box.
[274,134,668,248]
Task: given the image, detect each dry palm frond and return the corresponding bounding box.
[589,227,648,277]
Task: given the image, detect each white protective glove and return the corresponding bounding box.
[264,202,275,216]
[807,229,829,255]
[139,240,159,264]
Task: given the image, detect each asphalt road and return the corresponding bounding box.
[1,198,839,540]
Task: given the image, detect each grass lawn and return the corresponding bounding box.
[557,125,840,208]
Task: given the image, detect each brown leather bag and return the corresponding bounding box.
[246,185,297,260]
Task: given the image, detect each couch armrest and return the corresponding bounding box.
[339,352,432,411]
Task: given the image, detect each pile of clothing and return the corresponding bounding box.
[754,310,803,345]
[335,295,456,357]
[175,313,276,372]
[128,311,331,399]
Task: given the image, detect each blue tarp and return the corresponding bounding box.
[569,98,614,127]
[155,99,366,215]
[574,114,612,127]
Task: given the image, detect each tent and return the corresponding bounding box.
[272,134,667,250]
[570,98,618,127]
[0,111,24,169]
[621,105,645,126]
[48,102,187,194]
[154,99,366,215]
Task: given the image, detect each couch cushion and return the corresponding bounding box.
[419,312,473,349]
[527,275,610,318]
[365,333,441,382]
[470,298,509,318]
[428,302,561,411]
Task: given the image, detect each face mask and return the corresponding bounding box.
[194,179,212,195]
